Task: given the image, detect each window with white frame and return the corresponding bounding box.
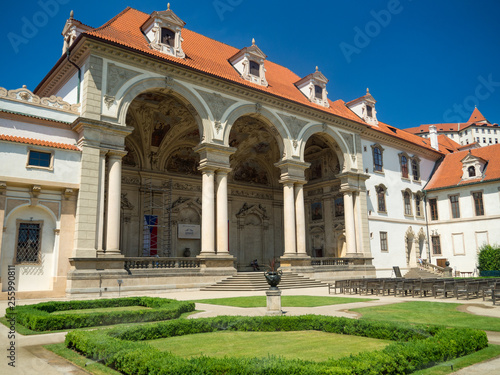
[411,157,420,181]
[429,198,438,220]
[415,192,423,217]
[431,235,442,255]
[15,220,43,264]
[450,194,460,218]
[473,191,484,216]
[399,153,409,178]
[380,232,388,252]
[403,190,412,216]
[376,185,387,212]
[371,144,384,172]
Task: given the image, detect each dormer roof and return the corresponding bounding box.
[141,3,186,58]
[294,67,329,108]
[229,39,268,86]
[346,88,378,125]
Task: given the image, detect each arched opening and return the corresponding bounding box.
[229,115,281,269]
[303,133,344,258]
[121,90,202,257]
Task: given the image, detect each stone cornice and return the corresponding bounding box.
[0,86,80,114]
[41,37,369,136]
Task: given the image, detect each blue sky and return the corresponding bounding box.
[1,0,500,129]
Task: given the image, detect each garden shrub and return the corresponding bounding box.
[65,315,488,375]
[6,297,194,331]
[477,244,500,271]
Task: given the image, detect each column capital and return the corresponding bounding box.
[338,171,370,193]
[194,143,236,171]
[275,159,310,183]
[107,149,128,159]
[71,117,133,149]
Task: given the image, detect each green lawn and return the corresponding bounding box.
[147,330,391,361]
[193,295,374,308]
[51,305,151,315]
[352,301,500,331]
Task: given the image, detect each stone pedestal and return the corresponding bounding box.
[266,289,282,316]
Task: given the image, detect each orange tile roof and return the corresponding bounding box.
[0,134,80,151]
[425,143,500,190]
[371,121,442,153]
[84,7,363,124]
[436,134,461,154]
[468,107,488,123]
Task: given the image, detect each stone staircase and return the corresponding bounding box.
[404,267,442,279]
[201,272,329,291]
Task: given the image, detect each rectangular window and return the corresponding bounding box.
[249,61,260,77]
[415,195,422,217]
[15,221,42,264]
[488,129,491,134]
[473,192,484,216]
[450,195,460,218]
[465,130,468,135]
[489,138,492,143]
[429,198,438,220]
[314,85,323,99]
[380,232,388,252]
[482,129,485,133]
[27,150,52,168]
[161,28,175,47]
[483,137,486,143]
[431,235,442,255]
[476,137,480,142]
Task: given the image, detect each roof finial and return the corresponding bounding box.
[70,10,74,19]
[252,38,255,46]
[366,87,370,94]
[167,3,170,10]
[315,66,319,72]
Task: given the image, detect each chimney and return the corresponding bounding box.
[429,125,439,151]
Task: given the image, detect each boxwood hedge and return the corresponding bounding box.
[6,297,195,331]
[65,315,488,374]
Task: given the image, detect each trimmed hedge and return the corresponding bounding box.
[6,297,195,331]
[478,244,500,272]
[65,315,488,374]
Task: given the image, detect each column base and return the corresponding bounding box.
[98,250,124,258]
[266,289,283,316]
[73,248,97,258]
[197,254,236,271]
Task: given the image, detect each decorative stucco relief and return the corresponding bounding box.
[0,86,80,113]
[277,113,308,139]
[195,90,237,134]
[106,63,141,97]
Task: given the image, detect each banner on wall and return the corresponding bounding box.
[178,224,201,239]
[143,215,158,256]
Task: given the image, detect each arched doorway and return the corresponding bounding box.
[303,133,343,257]
[121,91,202,257]
[228,115,282,269]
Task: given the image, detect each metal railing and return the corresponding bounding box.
[311,257,368,266]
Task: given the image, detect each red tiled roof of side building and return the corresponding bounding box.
[425,143,500,190]
[468,107,488,123]
[0,134,80,151]
[83,7,366,125]
[436,134,461,153]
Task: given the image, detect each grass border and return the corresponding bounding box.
[65,315,488,374]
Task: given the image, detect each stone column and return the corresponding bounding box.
[216,169,230,255]
[294,182,307,255]
[200,167,216,255]
[343,190,357,255]
[283,181,296,255]
[96,149,107,254]
[105,151,125,255]
[353,192,363,254]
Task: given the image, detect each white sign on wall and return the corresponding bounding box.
[178,224,201,239]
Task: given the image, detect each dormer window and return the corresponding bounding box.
[461,151,486,180]
[161,28,175,47]
[295,67,329,108]
[142,4,186,58]
[249,61,260,77]
[314,85,323,100]
[468,166,476,177]
[229,38,268,86]
[346,88,378,126]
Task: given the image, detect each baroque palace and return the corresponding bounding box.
[1,6,499,298]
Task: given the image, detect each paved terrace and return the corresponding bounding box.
[1,286,500,374]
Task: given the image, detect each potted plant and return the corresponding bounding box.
[264,258,282,289]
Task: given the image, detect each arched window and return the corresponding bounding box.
[415,193,423,217]
[376,186,386,212]
[373,147,383,171]
[403,191,412,216]
[412,158,420,181]
[401,155,409,178]
[468,166,476,177]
